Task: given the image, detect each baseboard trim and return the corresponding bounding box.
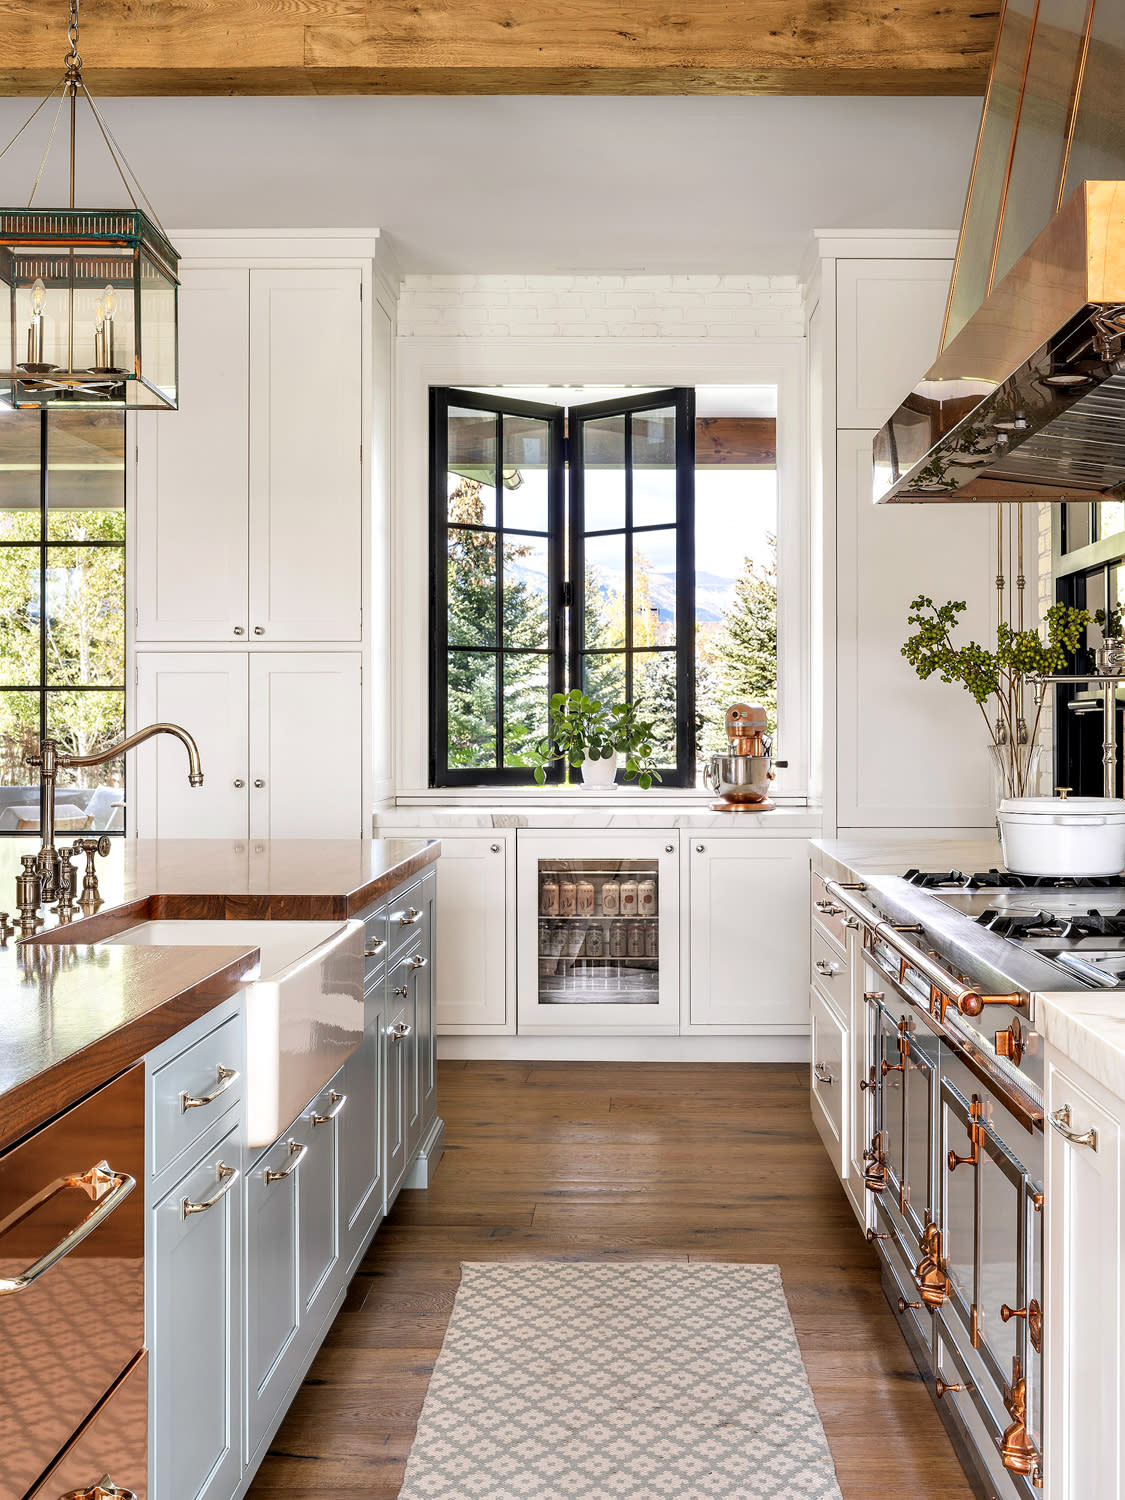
[438,1035,810,1062]
[402,1114,446,1189]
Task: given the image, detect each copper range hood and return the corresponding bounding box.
[875,1,1125,504]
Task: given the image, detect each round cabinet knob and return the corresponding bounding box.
[665,844,674,853]
[233,625,245,636]
[490,843,501,852]
[233,779,245,789]
[696,844,705,853]
[254,626,265,636]
[254,779,265,789]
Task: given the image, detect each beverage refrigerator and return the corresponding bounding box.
[516,833,680,1033]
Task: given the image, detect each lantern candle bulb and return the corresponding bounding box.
[102,283,115,369]
[26,277,46,365]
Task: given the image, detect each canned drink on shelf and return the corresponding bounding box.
[559,878,577,917]
[645,923,658,958]
[540,875,560,916]
[638,878,657,916]
[586,925,605,958]
[627,922,645,957]
[600,878,620,915]
[620,879,638,916]
[609,922,627,958]
[576,879,595,916]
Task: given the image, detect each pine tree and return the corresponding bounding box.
[716,537,778,734]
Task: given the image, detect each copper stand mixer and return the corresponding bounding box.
[706,703,774,812]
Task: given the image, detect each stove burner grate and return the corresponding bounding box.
[904,866,1123,892]
[975,906,1125,939]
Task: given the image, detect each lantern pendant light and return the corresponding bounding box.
[0,0,179,410]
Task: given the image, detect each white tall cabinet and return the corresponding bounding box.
[807,233,998,833]
[131,233,397,839]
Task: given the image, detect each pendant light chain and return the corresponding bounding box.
[64,0,82,76]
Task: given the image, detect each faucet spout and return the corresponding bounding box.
[58,721,205,787]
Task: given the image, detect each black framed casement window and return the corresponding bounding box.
[429,387,696,787]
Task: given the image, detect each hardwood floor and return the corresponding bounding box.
[246,1061,975,1499]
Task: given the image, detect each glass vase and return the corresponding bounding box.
[989,741,1042,804]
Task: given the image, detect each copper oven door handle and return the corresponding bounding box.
[181,1161,240,1219]
[181,1063,240,1113]
[0,1162,136,1296]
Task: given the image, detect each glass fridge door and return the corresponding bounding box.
[518,837,679,1032]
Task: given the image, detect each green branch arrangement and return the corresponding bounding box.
[529,690,663,789]
[902,597,1091,796]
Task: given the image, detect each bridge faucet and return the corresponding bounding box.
[20,722,204,928]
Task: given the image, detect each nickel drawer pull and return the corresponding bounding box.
[265,1138,309,1183]
[388,1020,412,1042]
[181,1063,239,1113]
[814,899,844,917]
[0,1162,136,1296]
[1049,1104,1098,1150]
[813,1063,833,1084]
[365,937,387,957]
[181,1161,239,1219]
[408,954,428,970]
[60,1478,139,1499]
[814,959,841,978]
[397,907,422,927]
[311,1089,347,1126]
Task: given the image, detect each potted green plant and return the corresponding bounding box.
[902,596,1090,799]
[530,690,663,789]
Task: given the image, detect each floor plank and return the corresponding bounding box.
[246,1060,974,1500]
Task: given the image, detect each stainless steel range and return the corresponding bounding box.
[815,864,1121,1499]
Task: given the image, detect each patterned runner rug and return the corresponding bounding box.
[399,1261,843,1500]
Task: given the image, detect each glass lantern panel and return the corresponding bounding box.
[138,250,177,408]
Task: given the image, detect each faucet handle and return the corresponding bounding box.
[0,913,13,948]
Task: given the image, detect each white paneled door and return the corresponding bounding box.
[248,268,363,643]
[134,653,251,838]
[248,653,363,838]
[135,268,251,642]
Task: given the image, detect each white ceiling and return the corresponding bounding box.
[0,94,983,275]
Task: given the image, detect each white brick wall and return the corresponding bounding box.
[397,274,804,339]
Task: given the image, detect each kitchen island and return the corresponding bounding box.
[809,835,1125,1500]
[0,836,440,1500]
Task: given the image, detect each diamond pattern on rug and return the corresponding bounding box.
[398,1261,843,1500]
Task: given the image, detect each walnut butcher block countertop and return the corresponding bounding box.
[0,837,439,1151]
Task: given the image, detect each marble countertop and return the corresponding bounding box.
[377,803,822,831]
[0,837,439,1150]
[810,835,1006,884]
[1036,992,1125,1102]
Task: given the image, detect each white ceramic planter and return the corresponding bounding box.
[580,753,618,788]
[998,796,1125,877]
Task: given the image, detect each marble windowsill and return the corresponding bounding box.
[377,802,823,831]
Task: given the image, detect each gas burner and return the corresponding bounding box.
[976,909,1068,938]
[904,866,1124,892]
[904,868,967,887]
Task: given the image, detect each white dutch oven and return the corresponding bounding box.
[998,795,1125,877]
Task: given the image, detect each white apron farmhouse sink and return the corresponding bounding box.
[99,919,365,1149]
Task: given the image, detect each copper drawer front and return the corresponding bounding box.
[28,1353,148,1500]
[0,1066,145,1499]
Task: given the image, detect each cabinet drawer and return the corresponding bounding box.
[810,986,847,1176]
[28,1353,148,1500]
[387,882,426,957]
[362,904,388,969]
[811,873,848,952]
[151,1012,244,1178]
[811,926,849,994]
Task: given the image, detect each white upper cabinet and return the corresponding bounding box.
[834,429,994,828]
[835,258,952,429]
[135,261,363,647]
[249,268,363,643]
[248,653,363,839]
[136,269,250,642]
[134,653,251,839]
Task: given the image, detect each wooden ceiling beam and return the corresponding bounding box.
[0,1,997,97]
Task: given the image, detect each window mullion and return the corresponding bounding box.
[494,411,504,770]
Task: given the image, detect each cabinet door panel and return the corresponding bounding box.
[245,1133,302,1461]
[416,873,437,1133]
[136,267,250,641]
[384,1000,408,1203]
[431,835,509,1031]
[248,653,362,838]
[134,653,249,838]
[299,1079,342,1329]
[688,839,808,1028]
[249,267,362,642]
[152,1124,242,1500]
[1045,1054,1124,1500]
[835,258,952,428]
[340,978,385,1269]
[835,429,994,828]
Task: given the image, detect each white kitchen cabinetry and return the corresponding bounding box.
[135,268,251,641]
[249,268,363,643]
[835,258,953,428]
[1044,1046,1125,1500]
[339,971,385,1274]
[151,1118,244,1500]
[687,838,808,1030]
[809,983,848,1176]
[136,264,363,646]
[298,1073,346,1333]
[428,834,511,1032]
[134,652,362,839]
[834,427,994,828]
[245,1131,303,1462]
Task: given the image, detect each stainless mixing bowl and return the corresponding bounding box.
[706,753,772,803]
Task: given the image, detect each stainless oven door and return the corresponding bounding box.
[0,1066,145,1497]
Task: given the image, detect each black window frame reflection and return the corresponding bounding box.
[428,386,696,788]
[0,410,128,835]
